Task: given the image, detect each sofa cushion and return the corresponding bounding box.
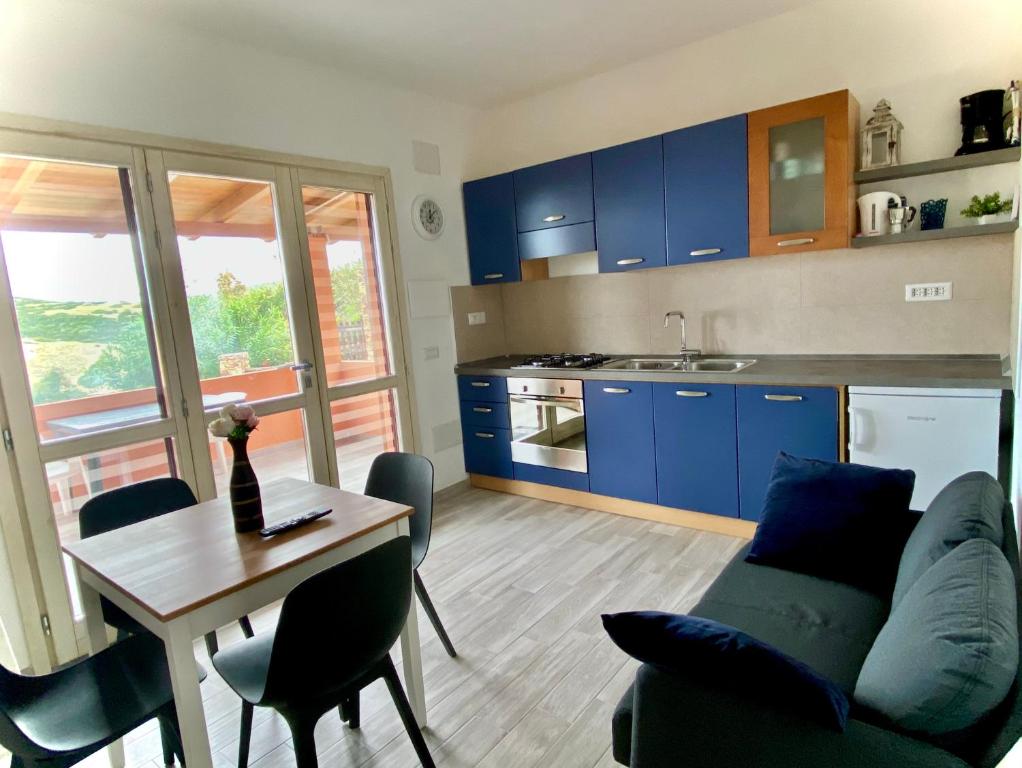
[693,543,889,693]
[855,538,1019,736]
[611,684,634,766]
[893,472,1004,608]
[747,453,916,595]
[602,611,850,731]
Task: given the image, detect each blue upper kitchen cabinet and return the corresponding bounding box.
[463,173,521,286]
[513,153,596,261]
[736,385,838,522]
[653,383,739,518]
[664,114,750,266]
[585,380,657,504]
[593,135,667,273]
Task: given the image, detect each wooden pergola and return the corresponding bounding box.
[0,156,370,242]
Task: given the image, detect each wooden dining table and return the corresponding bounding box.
[62,477,426,768]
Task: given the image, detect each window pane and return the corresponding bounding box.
[167,172,300,402]
[210,409,311,497]
[0,156,167,442]
[332,390,400,492]
[45,438,177,619]
[301,186,393,387]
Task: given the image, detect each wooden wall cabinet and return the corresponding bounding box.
[747,90,858,256]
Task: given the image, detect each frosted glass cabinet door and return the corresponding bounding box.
[768,117,825,235]
[748,90,857,256]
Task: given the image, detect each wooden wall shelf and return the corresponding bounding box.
[851,220,1018,248]
[855,147,1021,184]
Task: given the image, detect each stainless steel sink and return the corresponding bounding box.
[600,358,757,373]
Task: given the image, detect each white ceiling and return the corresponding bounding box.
[95,0,820,107]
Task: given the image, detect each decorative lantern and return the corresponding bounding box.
[861,99,903,170]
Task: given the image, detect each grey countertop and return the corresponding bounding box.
[454,354,1012,390]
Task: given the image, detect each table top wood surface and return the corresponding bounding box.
[63,477,412,621]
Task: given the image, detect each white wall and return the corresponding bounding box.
[467,0,1022,176]
[0,0,477,488]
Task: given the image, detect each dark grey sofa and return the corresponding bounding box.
[612,478,1022,767]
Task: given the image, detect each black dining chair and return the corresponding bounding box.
[212,536,435,768]
[364,452,455,659]
[79,477,255,765]
[0,633,192,768]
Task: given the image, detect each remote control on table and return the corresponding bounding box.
[259,508,332,538]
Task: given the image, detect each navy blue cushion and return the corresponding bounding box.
[746,453,916,595]
[601,611,850,732]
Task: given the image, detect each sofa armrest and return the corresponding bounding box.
[630,664,969,768]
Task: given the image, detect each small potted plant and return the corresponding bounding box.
[209,404,264,533]
[960,192,1014,225]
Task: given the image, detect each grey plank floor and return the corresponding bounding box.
[79,485,746,768]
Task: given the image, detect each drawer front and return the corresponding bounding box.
[584,380,657,504]
[457,375,508,403]
[514,153,594,231]
[513,462,590,492]
[517,221,596,261]
[462,425,513,479]
[736,385,839,522]
[459,400,510,430]
[653,383,739,518]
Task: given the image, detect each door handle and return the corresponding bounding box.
[616,258,644,266]
[764,394,804,402]
[602,387,631,394]
[472,406,493,413]
[689,248,722,257]
[542,214,566,223]
[289,361,314,371]
[776,237,815,247]
[676,391,709,397]
[483,272,504,280]
[849,406,868,450]
[474,432,495,439]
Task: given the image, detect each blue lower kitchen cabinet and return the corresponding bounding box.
[463,173,521,286]
[736,385,839,522]
[653,383,739,518]
[458,375,512,478]
[584,380,657,504]
[461,425,513,478]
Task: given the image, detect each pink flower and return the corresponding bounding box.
[245,414,260,429]
[233,404,255,422]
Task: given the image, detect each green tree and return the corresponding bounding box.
[330,263,367,326]
[78,319,156,391]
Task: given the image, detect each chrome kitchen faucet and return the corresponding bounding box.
[664,311,700,359]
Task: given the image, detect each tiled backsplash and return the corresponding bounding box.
[451,234,1013,361]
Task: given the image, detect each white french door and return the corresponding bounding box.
[0,130,414,665]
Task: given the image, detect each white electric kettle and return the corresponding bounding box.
[858,191,901,236]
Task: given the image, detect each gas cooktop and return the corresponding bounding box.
[511,353,612,370]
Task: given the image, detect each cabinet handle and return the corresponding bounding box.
[689,248,722,257]
[776,237,815,247]
[764,394,804,402]
[603,387,631,394]
[676,390,709,397]
[470,381,491,388]
[616,258,644,266]
[542,214,566,223]
[474,432,496,439]
[483,272,504,280]
[472,406,493,413]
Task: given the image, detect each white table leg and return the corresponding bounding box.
[163,620,213,768]
[396,519,427,726]
[77,564,125,768]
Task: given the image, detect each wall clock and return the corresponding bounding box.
[412,195,444,240]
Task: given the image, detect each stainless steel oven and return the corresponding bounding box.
[507,377,587,473]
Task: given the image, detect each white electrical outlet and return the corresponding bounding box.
[905,282,952,302]
[423,345,440,360]
[467,311,487,325]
